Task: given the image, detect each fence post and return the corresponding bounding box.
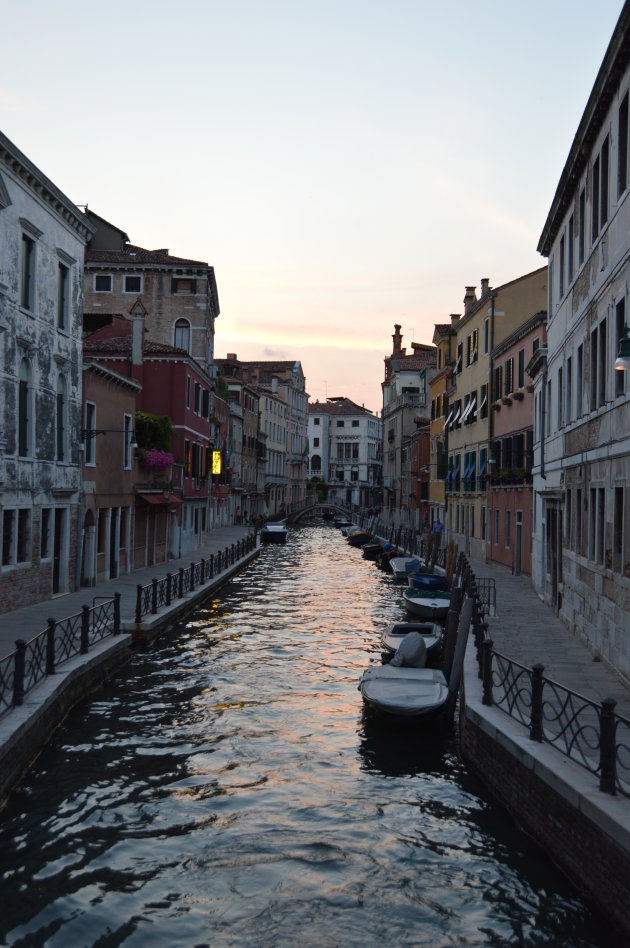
[114,593,121,636]
[151,578,158,615]
[13,640,26,706]
[46,618,56,674]
[529,663,545,742]
[200,558,205,585]
[179,567,184,598]
[210,554,214,579]
[81,605,90,654]
[482,638,494,705]
[224,546,229,567]
[135,585,142,623]
[232,542,236,563]
[166,573,172,606]
[600,696,617,794]
[190,563,195,592]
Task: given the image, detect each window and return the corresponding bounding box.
[56,375,66,462]
[184,440,190,476]
[483,318,489,355]
[592,154,600,242]
[578,188,586,266]
[124,414,133,469]
[175,319,191,353]
[568,214,574,283]
[455,342,463,374]
[57,263,69,330]
[504,358,514,396]
[590,327,598,410]
[505,510,511,549]
[85,402,96,464]
[124,274,142,293]
[614,487,624,573]
[337,420,344,427]
[194,382,201,414]
[2,510,14,565]
[17,510,30,563]
[494,508,499,545]
[94,274,112,292]
[171,277,197,295]
[352,420,359,427]
[480,383,488,419]
[576,487,583,554]
[313,437,319,447]
[601,135,609,229]
[41,508,51,560]
[619,92,629,199]
[493,365,503,402]
[351,469,359,482]
[21,234,35,310]
[616,298,626,397]
[566,356,572,423]
[577,344,583,416]
[202,389,210,418]
[186,376,191,409]
[2,509,30,565]
[559,233,565,298]
[557,366,563,428]
[18,358,31,457]
[518,348,525,389]
[598,318,607,407]
[546,379,551,436]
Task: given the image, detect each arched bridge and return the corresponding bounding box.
[289,503,353,524]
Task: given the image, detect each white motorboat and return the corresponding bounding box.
[359,665,450,721]
[380,621,442,660]
[389,556,424,582]
[260,522,287,544]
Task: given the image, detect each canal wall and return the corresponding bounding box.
[460,643,630,937]
[0,547,259,804]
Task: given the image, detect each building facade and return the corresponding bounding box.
[308,398,381,509]
[382,325,436,530]
[446,272,547,560]
[429,318,458,525]
[0,132,93,611]
[536,0,630,676]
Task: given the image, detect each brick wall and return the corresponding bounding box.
[460,715,630,937]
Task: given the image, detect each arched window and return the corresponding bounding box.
[18,358,31,457]
[56,375,66,462]
[174,318,191,353]
[311,454,321,473]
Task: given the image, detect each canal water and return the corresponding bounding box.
[0,526,615,946]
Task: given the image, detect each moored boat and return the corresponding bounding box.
[347,530,372,547]
[260,522,287,544]
[408,571,448,591]
[380,621,443,661]
[389,556,423,582]
[402,588,451,621]
[359,665,450,722]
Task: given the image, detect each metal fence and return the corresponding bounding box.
[461,555,630,799]
[0,534,256,722]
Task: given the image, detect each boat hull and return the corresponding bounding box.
[402,589,451,621]
[359,666,449,722]
[408,572,448,591]
[261,524,287,544]
[380,621,442,659]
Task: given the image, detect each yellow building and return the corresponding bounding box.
[446,270,547,558]
[429,317,459,523]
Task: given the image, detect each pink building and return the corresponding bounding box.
[486,312,547,575]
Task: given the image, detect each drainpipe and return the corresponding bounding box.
[540,357,547,480]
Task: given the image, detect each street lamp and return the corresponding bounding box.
[615,325,630,371]
[80,428,138,448]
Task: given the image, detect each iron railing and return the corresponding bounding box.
[0,534,256,722]
[459,554,630,799]
[1,594,121,720]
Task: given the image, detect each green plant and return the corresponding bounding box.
[215,374,229,401]
[135,411,173,456]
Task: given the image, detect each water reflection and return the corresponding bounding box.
[0,524,618,947]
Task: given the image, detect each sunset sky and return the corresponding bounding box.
[2,0,625,413]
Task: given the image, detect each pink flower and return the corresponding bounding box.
[140,448,174,470]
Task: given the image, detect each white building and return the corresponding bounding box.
[536,0,630,677]
[259,381,288,517]
[0,132,93,611]
[308,397,382,510]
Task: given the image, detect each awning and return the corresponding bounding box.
[443,409,453,431]
[452,460,461,480]
[461,400,473,423]
[450,405,461,428]
[477,459,487,478]
[137,492,182,506]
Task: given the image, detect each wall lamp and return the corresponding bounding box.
[615,325,630,371]
[81,428,138,448]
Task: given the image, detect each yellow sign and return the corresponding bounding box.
[212,450,222,474]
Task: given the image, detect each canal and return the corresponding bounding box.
[0,525,614,946]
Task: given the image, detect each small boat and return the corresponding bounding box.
[347,530,372,547]
[334,516,353,528]
[380,621,443,661]
[359,665,450,722]
[408,571,448,591]
[341,523,361,537]
[362,540,383,560]
[389,556,423,582]
[260,522,287,544]
[402,588,451,621]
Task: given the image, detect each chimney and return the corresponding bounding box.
[227,353,237,360]
[480,278,490,297]
[463,286,477,314]
[450,314,460,327]
[132,316,144,365]
[392,323,404,359]
[272,377,278,394]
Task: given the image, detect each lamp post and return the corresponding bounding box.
[80,428,138,447]
[615,324,630,372]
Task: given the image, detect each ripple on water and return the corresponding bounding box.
[0,526,618,947]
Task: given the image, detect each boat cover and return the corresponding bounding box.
[359,666,449,716]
